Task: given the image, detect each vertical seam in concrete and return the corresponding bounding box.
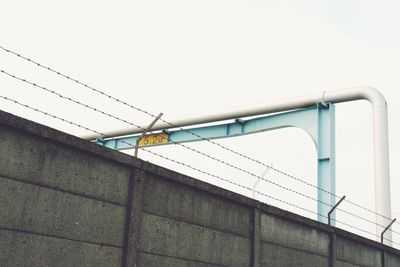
[249,208,255,267]
[382,249,386,267]
[329,232,336,267]
[121,169,136,267]
[125,168,146,267]
[252,208,261,267]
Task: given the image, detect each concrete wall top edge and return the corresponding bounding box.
[0,110,140,169]
[334,225,400,255]
[1,109,400,256]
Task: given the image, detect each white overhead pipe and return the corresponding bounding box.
[83,86,392,244]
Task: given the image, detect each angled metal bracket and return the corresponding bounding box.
[328,195,346,226]
[381,218,396,243]
[134,113,163,157]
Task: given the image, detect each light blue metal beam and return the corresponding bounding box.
[94,104,336,224]
[95,107,319,150]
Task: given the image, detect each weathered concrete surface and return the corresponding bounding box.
[386,252,400,267]
[139,212,250,267]
[0,229,122,267]
[261,213,330,257]
[336,236,382,267]
[0,111,131,266]
[1,109,400,266]
[260,213,330,266]
[137,174,252,266]
[142,173,251,238]
[138,252,225,267]
[0,126,130,205]
[261,243,329,267]
[0,177,126,247]
[336,261,363,267]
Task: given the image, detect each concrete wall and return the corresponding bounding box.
[0,109,400,267]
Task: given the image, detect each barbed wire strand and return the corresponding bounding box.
[0,95,322,217]
[1,68,398,233]
[0,70,337,208]
[1,95,399,246]
[141,147,399,245]
[0,45,341,198]
[1,71,389,230]
[0,95,103,135]
[0,45,397,226]
[1,90,399,239]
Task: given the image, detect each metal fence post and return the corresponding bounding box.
[328,196,346,226]
[381,218,396,244]
[134,113,163,157]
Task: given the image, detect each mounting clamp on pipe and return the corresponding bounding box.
[95,137,106,145]
[381,218,396,244]
[319,90,329,109]
[134,113,163,157]
[328,195,346,226]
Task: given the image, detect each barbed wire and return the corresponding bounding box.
[0,45,337,197]
[1,66,398,233]
[0,94,321,217]
[1,95,398,246]
[0,69,150,134]
[0,44,397,227]
[143,144,400,239]
[0,69,336,208]
[3,69,385,229]
[0,95,103,135]
[1,92,400,241]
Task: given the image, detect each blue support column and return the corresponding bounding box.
[317,103,336,224]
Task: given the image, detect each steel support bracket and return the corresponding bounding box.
[94,104,336,224]
[381,218,396,243]
[328,195,346,226]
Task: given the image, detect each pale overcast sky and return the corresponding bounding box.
[1,0,400,246]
